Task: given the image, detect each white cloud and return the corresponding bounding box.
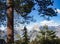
[27,25,33,31]
[26,22,43,31]
[26,20,60,31]
[57,9,60,13]
[0,25,6,30]
[32,24,40,31]
[14,24,24,31]
[40,20,59,26]
[27,22,39,31]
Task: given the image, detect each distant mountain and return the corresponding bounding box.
[1,20,60,41]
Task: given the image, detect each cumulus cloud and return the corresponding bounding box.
[26,20,60,31]
[27,22,39,31]
[57,9,60,13]
[40,20,59,26]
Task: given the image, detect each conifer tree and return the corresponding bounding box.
[36,25,59,44]
[6,0,34,44]
[22,27,29,44]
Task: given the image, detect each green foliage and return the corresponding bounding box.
[0,0,58,24]
[0,0,6,25]
[35,0,57,20]
[14,0,34,17]
[23,26,29,44]
[36,25,60,44]
[14,33,23,44]
[13,0,35,24]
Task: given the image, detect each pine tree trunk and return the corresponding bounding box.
[7,0,14,44]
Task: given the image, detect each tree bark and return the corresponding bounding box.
[7,0,14,44]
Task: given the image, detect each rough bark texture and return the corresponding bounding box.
[7,0,14,44]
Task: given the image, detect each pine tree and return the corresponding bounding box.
[22,27,29,44]
[36,25,59,44]
[35,0,57,20]
[6,0,34,44]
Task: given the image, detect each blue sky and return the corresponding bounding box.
[29,0,60,24]
[54,0,60,9]
[51,0,60,24]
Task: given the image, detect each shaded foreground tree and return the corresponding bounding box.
[7,0,14,44]
[7,0,34,44]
